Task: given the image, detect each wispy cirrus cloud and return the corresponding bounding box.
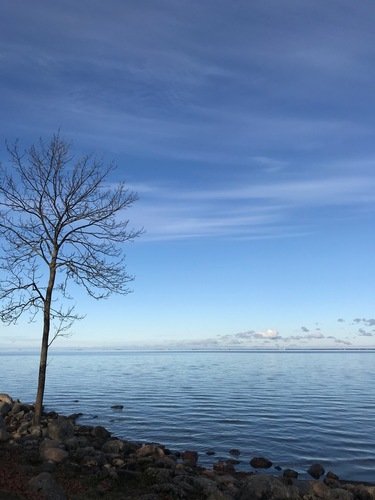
[129,173,375,241]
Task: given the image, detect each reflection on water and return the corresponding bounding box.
[1,350,374,481]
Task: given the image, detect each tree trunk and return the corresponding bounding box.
[33,259,57,425]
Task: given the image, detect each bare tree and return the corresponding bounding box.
[0,134,141,424]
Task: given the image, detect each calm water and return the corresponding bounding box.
[1,350,374,482]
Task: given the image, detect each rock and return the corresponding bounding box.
[308,462,325,479]
[92,425,111,440]
[330,489,354,500]
[213,460,236,474]
[0,401,12,417]
[102,438,125,454]
[112,457,125,467]
[144,466,174,484]
[71,445,96,460]
[0,428,10,442]
[182,450,198,466]
[283,468,299,479]
[64,436,83,451]
[29,472,66,500]
[345,484,373,500]
[0,393,13,405]
[136,444,165,458]
[42,447,69,463]
[191,476,223,497]
[40,438,62,452]
[0,416,10,441]
[67,412,83,421]
[29,425,43,438]
[324,470,340,488]
[249,456,273,469]
[47,417,74,442]
[238,475,300,500]
[326,470,339,480]
[312,480,331,498]
[18,421,31,434]
[229,448,241,457]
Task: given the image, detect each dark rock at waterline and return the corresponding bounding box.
[229,448,241,457]
[92,425,111,441]
[324,470,340,487]
[182,450,198,466]
[67,412,83,421]
[48,417,74,442]
[227,458,241,465]
[283,468,298,479]
[326,470,339,480]
[307,462,325,479]
[111,404,124,410]
[250,456,273,469]
[213,460,236,474]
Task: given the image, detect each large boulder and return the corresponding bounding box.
[238,475,300,500]
[47,417,74,442]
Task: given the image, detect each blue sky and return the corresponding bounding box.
[1,0,375,349]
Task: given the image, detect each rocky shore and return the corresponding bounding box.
[0,394,374,499]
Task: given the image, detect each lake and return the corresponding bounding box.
[1,350,374,482]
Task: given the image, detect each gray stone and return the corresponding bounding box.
[238,475,300,500]
[144,466,174,483]
[29,472,66,500]
[41,447,69,463]
[18,421,31,434]
[136,443,165,458]
[64,435,88,451]
[40,438,62,452]
[102,438,125,454]
[29,425,43,438]
[48,417,74,441]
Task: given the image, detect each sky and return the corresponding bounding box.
[0,0,375,350]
